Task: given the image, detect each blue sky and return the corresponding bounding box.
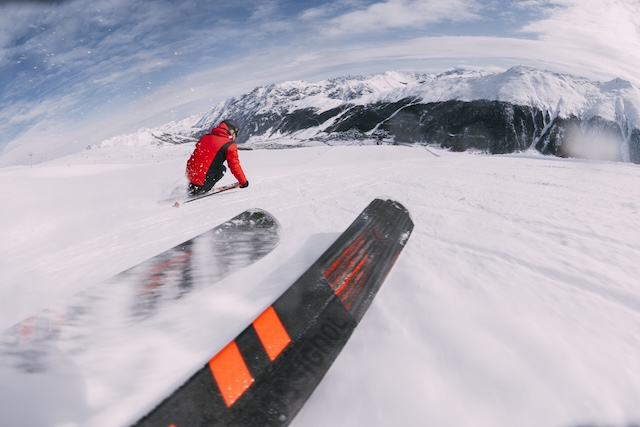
[1,0,639,164]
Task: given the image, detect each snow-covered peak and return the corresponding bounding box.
[97,114,202,149]
[99,66,640,152]
[335,66,640,124]
[224,66,640,123]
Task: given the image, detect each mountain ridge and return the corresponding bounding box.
[98,66,640,163]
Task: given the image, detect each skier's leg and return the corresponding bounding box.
[187,182,206,196]
[197,165,227,194]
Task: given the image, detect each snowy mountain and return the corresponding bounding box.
[99,66,640,163]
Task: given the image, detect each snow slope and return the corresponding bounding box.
[1,143,640,427]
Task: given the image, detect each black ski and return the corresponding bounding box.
[174,182,241,207]
[133,198,414,427]
[0,209,280,425]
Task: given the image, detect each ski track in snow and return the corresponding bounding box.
[1,143,640,427]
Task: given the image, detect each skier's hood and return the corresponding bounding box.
[211,122,232,138]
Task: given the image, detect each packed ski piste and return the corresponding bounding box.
[0,120,415,427]
[2,117,640,427]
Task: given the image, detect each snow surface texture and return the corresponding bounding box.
[1,142,640,427]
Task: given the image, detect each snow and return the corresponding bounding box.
[1,142,640,427]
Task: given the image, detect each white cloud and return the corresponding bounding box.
[517,0,640,83]
[248,0,281,21]
[521,0,640,42]
[1,95,78,126]
[324,0,482,36]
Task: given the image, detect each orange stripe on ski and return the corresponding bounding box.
[252,306,291,361]
[339,259,368,304]
[323,233,367,281]
[333,256,367,297]
[326,232,371,293]
[144,252,192,290]
[324,248,365,292]
[209,341,254,407]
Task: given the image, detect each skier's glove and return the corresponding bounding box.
[240,180,249,188]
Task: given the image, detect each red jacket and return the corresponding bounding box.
[186,122,247,186]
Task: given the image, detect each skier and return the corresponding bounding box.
[186,119,249,197]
